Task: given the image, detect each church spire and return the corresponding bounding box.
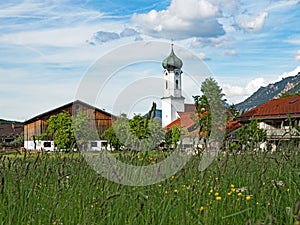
[162,44,183,71]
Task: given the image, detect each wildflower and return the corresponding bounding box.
[230,184,235,188]
[256,202,259,205]
[215,177,219,181]
[199,206,205,212]
[164,191,168,195]
[237,192,242,197]
[214,192,219,197]
[286,188,290,192]
[171,175,175,179]
[216,196,222,201]
[158,184,162,188]
[227,192,232,196]
[246,195,251,201]
[209,189,213,193]
[231,188,235,192]
[174,189,178,194]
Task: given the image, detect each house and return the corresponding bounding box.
[24,100,114,150]
[0,120,23,146]
[231,96,300,141]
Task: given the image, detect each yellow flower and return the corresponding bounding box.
[227,192,232,196]
[231,188,235,192]
[216,196,222,201]
[171,175,175,179]
[236,189,240,193]
[214,192,219,197]
[215,177,219,181]
[230,184,235,188]
[199,206,205,212]
[256,202,259,205]
[237,192,242,197]
[174,189,178,194]
[209,189,214,193]
[246,195,251,201]
[286,188,290,192]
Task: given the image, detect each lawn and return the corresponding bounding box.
[0,149,299,225]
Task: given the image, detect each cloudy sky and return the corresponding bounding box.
[1,0,300,121]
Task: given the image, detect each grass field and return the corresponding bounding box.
[0,149,299,225]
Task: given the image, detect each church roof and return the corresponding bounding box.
[162,45,183,70]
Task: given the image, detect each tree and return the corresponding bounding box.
[39,112,75,150]
[237,119,267,151]
[73,111,99,147]
[165,125,186,150]
[103,103,164,151]
[193,77,227,147]
[102,126,123,150]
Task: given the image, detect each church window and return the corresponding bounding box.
[166,80,168,89]
[176,80,179,89]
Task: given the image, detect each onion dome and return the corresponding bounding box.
[162,45,183,70]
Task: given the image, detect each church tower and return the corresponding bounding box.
[161,44,185,127]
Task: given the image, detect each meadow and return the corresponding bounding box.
[0,148,299,225]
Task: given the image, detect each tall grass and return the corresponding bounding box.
[0,148,299,225]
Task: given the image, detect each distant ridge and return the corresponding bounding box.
[0,119,23,125]
[236,71,300,112]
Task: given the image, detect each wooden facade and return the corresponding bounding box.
[24,100,114,145]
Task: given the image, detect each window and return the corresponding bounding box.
[166,81,168,89]
[176,80,179,89]
[91,142,97,147]
[43,142,51,147]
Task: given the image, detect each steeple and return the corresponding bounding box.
[162,44,183,71]
[161,43,185,127]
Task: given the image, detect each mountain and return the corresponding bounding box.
[236,70,300,112]
[0,119,23,125]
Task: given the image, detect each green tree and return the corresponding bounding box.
[165,125,186,150]
[105,103,164,151]
[193,77,227,147]
[39,112,75,150]
[102,126,122,150]
[73,111,99,147]
[237,119,267,151]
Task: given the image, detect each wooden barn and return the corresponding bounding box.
[24,100,114,150]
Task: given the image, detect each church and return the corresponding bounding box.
[161,44,196,129]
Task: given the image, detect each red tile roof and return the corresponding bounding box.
[237,96,300,121]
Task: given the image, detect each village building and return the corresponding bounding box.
[23,100,114,150]
[0,120,23,146]
[230,95,300,142]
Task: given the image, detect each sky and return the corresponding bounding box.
[1,0,300,121]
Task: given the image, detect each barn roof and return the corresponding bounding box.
[24,100,115,124]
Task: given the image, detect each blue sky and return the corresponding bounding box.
[1,0,300,121]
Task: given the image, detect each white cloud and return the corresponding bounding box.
[276,65,300,80]
[190,35,233,48]
[295,50,300,62]
[132,0,225,39]
[219,49,237,56]
[222,77,267,103]
[236,12,268,33]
